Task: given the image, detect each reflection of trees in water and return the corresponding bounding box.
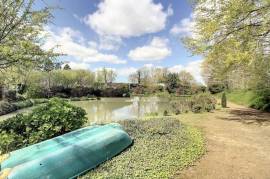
[130,97,168,117]
[74,98,172,123]
[79,101,132,123]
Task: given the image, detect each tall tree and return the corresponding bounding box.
[0,0,57,69]
[184,0,270,90]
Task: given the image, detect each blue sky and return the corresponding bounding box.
[36,0,203,83]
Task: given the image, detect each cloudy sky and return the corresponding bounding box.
[36,0,203,83]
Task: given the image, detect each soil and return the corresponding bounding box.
[175,102,270,179]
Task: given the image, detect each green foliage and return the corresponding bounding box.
[221,92,227,108]
[13,100,33,109]
[208,83,225,94]
[63,64,71,70]
[225,89,269,111]
[145,112,159,117]
[192,105,203,113]
[163,110,169,116]
[0,98,87,153]
[0,101,17,115]
[165,73,180,93]
[250,89,270,111]
[0,0,58,69]
[191,93,216,113]
[3,90,17,102]
[184,0,270,92]
[83,119,205,179]
[224,90,256,106]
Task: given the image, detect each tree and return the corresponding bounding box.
[221,92,227,108]
[184,0,270,90]
[0,0,57,69]
[165,73,180,93]
[106,69,117,84]
[129,70,142,84]
[96,68,117,85]
[63,64,71,70]
[179,71,195,86]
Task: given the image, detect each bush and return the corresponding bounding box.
[26,85,48,98]
[191,93,216,113]
[0,98,87,153]
[221,92,227,108]
[131,86,145,95]
[250,89,270,111]
[0,101,17,115]
[192,105,203,113]
[208,83,225,94]
[31,98,49,105]
[3,90,17,102]
[101,87,130,97]
[13,100,33,110]
[163,110,169,116]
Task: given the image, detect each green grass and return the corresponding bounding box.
[216,90,256,107]
[81,118,205,179]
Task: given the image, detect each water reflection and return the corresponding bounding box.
[72,97,170,124]
[0,97,172,123]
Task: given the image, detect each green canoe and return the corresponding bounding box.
[0,123,132,179]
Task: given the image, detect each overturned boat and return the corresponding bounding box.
[0,123,132,179]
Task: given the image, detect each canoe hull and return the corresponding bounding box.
[0,123,132,179]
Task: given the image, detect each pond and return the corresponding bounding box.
[0,97,189,123]
[72,97,171,124]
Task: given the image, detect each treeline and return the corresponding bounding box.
[0,66,130,99]
[184,0,270,111]
[128,66,206,95]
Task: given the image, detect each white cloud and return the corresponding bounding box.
[62,62,90,70]
[42,27,126,64]
[128,37,171,61]
[84,0,172,38]
[170,14,195,37]
[98,35,123,51]
[169,60,204,84]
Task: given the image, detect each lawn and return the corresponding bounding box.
[81,118,205,179]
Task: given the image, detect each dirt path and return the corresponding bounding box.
[175,102,270,179]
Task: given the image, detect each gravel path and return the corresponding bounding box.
[175,102,270,179]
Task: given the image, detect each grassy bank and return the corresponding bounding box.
[82,118,205,179]
[222,90,256,107]
[216,90,269,111]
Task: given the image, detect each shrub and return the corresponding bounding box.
[31,98,49,105]
[221,92,227,108]
[3,90,17,102]
[208,83,225,94]
[192,105,203,113]
[175,109,181,115]
[13,100,33,110]
[16,94,26,101]
[0,98,87,153]
[131,86,145,95]
[0,101,17,115]
[26,85,48,98]
[145,112,158,117]
[163,110,169,116]
[191,93,216,113]
[250,88,270,111]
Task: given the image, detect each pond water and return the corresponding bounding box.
[72,97,171,124]
[0,97,180,123]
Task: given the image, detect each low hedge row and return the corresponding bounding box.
[27,86,130,98]
[0,99,49,116]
